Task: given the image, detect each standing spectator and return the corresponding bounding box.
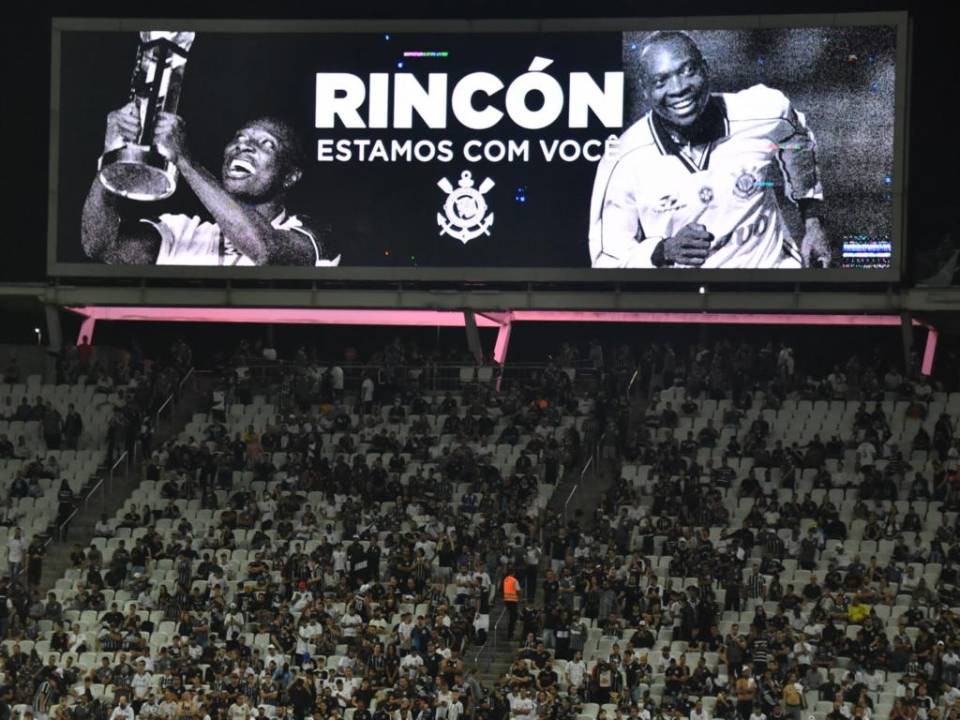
[42,405,63,451]
[724,564,743,612]
[589,339,605,371]
[566,649,587,699]
[64,404,83,450]
[139,417,153,460]
[27,535,45,589]
[447,691,464,720]
[287,677,315,720]
[360,373,375,414]
[33,672,61,720]
[736,665,758,719]
[778,346,795,385]
[782,673,805,720]
[524,542,541,603]
[746,563,767,603]
[57,480,75,537]
[503,569,521,641]
[330,364,344,402]
[0,577,8,638]
[130,662,153,714]
[106,406,127,465]
[7,527,24,578]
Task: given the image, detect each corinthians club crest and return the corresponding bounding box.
[437,170,495,244]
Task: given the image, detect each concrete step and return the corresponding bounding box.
[37,375,212,592]
[468,632,520,688]
[469,418,615,695]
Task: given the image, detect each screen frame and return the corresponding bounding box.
[47,13,911,283]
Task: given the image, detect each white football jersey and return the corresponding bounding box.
[589,84,823,269]
[145,209,340,267]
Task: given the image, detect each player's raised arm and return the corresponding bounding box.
[151,113,314,267]
[81,104,161,264]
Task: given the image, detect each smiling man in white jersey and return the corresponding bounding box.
[589,31,830,269]
[82,105,340,267]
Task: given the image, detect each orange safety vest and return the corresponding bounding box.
[503,575,519,602]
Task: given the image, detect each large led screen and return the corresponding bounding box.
[48,16,908,281]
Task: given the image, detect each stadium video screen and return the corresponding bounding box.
[49,16,907,281]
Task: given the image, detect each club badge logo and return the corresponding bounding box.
[437,170,495,244]
[733,169,761,199]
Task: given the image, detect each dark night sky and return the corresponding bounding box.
[2,0,955,283]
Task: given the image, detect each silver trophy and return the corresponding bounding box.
[98,31,196,201]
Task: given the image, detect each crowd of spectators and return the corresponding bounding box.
[480,338,960,720]
[3,331,958,720]
[0,339,194,659]
[0,337,608,720]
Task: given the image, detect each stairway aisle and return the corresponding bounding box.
[37,376,212,591]
[467,429,623,692]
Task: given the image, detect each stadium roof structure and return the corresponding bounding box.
[63,305,941,375]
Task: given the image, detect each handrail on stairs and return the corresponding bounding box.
[473,604,508,664]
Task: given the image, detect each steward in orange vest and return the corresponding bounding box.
[503,571,521,639]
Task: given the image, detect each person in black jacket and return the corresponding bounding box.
[0,577,9,639]
[57,481,76,536]
[286,677,315,720]
[27,536,46,589]
[64,405,83,451]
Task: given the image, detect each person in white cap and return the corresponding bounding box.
[265,643,284,669]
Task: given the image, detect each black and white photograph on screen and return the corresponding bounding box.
[78,31,340,267]
[56,21,898,274]
[82,110,341,267]
[59,27,624,272]
[588,27,896,270]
